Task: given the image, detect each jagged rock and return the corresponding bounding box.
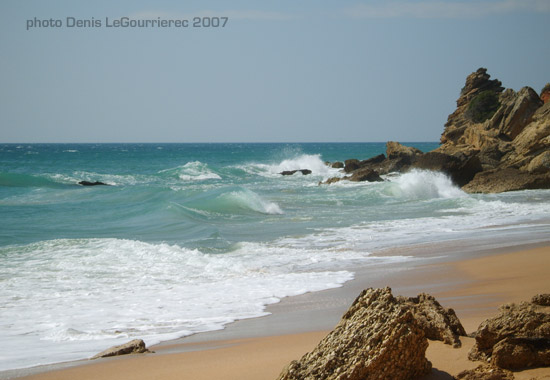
[359,154,386,166]
[348,168,383,182]
[331,161,344,169]
[277,287,432,380]
[526,151,550,173]
[491,337,550,370]
[386,141,423,161]
[78,181,109,186]
[412,152,483,187]
[398,293,467,348]
[455,364,514,380]
[462,168,550,193]
[344,159,360,173]
[91,339,150,359]
[280,169,312,176]
[487,87,543,139]
[541,83,550,104]
[469,301,550,363]
[532,294,550,307]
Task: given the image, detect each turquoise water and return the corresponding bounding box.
[1,142,550,371]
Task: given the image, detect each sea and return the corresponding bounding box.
[1,142,550,372]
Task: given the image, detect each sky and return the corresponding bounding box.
[1,0,549,143]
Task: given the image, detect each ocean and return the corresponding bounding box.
[1,142,550,372]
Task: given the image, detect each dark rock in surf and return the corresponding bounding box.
[280,169,312,176]
[91,339,151,359]
[78,181,109,186]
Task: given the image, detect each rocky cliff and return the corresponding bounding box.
[322,68,550,193]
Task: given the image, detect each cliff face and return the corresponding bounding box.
[436,68,550,192]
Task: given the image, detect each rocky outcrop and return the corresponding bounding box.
[91,339,151,359]
[455,364,515,380]
[398,293,467,348]
[277,287,432,380]
[469,299,550,370]
[386,141,423,161]
[541,83,550,104]
[435,68,550,193]
[412,152,482,187]
[532,294,550,307]
[280,169,312,176]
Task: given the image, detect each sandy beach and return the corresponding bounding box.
[11,244,550,380]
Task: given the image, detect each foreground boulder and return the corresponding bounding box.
[398,293,467,348]
[91,339,151,359]
[455,364,514,380]
[277,287,432,380]
[469,295,550,370]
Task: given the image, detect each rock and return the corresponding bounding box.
[348,168,383,182]
[469,300,550,363]
[344,159,360,173]
[397,293,467,348]
[91,339,150,359]
[331,161,344,169]
[526,151,550,174]
[359,153,386,166]
[280,169,312,176]
[487,87,543,140]
[277,287,432,380]
[491,337,550,370]
[412,152,483,187]
[462,168,550,193]
[78,181,109,186]
[541,83,550,104]
[532,294,550,307]
[386,141,423,161]
[455,364,514,380]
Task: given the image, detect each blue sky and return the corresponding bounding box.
[1,0,549,143]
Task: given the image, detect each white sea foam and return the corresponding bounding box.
[389,169,466,199]
[222,189,283,215]
[238,154,341,179]
[160,161,221,181]
[0,237,385,371]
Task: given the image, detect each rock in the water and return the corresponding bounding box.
[412,152,483,187]
[343,159,360,173]
[348,168,383,182]
[277,287,432,380]
[330,161,344,169]
[386,141,423,161]
[280,169,312,176]
[462,168,550,193]
[469,300,550,367]
[79,181,109,186]
[455,364,514,380]
[398,293,467,348]
[91,339,150,359]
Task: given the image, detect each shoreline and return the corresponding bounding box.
[5,234,550,380]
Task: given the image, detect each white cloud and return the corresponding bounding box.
[128,10,295,21]
[343,0,550,19]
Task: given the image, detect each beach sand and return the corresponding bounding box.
[15,245,550,380]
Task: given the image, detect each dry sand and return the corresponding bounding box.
[16,246,550,380]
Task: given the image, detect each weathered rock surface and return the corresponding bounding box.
[344,159,360,173]
[455,364,515,380]
[541,83,550,104]
[532,294,550,307]
[331,161,344,169]
[398,293,467,348]
[412,151,483,187]
[91,339,150,359]
[469,300,550,369]
[386,141,423,161]
[280,169,312,176]
[277,287,432,380]
[462,168,550,193]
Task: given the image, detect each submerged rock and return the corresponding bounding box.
[91,339,151,359]
[277,287,432,380]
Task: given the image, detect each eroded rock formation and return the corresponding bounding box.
[277,287,432,380]
[91,339,151,359]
